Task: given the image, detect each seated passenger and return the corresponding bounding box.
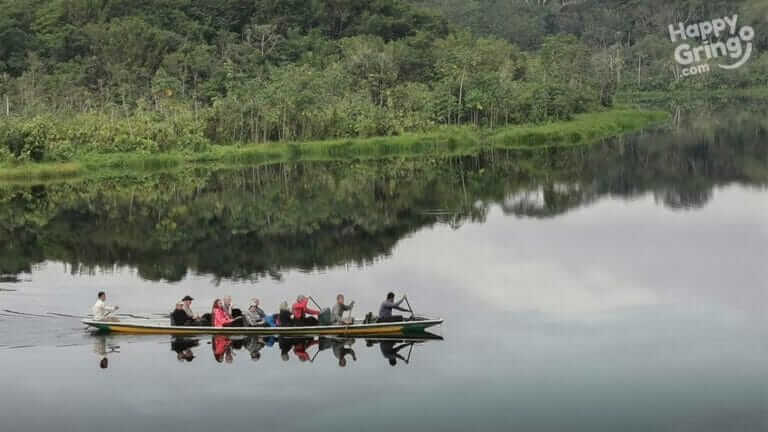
[245,298,274,327]
[378,292,409,322]
[212,299,241,327]
[181,295,200,324]
[292,295,320,326]
[92,291,119,322]
[222,296,233,316]
[171,302,193,326]
[278,301,292,326]
[331,294,355,324]
[222,295,244,323]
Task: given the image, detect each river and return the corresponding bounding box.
[1,103,766,432]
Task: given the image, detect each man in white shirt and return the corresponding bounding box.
[92,291,119,321]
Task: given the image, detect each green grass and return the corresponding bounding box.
[616,87,768,105]
[0,108,669,183]
[489,109,668,146]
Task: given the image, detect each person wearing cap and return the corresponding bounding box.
[181,295,199,323]
[244,298,267,326]
[171,302,193,326]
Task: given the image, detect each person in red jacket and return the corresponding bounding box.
[292,295,320,326]
[212,299,241,327]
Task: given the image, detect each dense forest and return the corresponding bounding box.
[0,0,766,163]
[2,102,766,280]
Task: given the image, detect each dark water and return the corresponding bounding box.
[1,105,767,432]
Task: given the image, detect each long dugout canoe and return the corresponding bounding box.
[82,317,443,336]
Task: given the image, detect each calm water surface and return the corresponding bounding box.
[1,106,767,431]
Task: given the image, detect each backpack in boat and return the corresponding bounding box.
[364,312,376,324]
[317,308,332,325]
[199,313,212,326]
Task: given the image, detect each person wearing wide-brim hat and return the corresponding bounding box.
[181,295,199,323]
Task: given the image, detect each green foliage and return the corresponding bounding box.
[420,0,768,92]
[0,108,666,180]
[0,0,641,158]
[2,0,760,164]
[0,108,210,163]
[0,105,764,279]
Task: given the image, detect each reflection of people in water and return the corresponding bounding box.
[277,337,318,362]
[279,337,293,361]
[245,336,266,361]
[292,337,318,362]
[212,335,234,363]
[171,337,199,362]
[332,338,357,367]
[379,341,412,366]
[93,334,119,369]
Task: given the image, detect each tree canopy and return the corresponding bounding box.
[0,0,766,164]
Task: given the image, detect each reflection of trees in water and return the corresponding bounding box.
[500,183,598,218]
[0,109,766,279]
[653,187,713,210]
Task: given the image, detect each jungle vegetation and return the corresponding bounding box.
[2,0,754,167]
[1,104,765,280]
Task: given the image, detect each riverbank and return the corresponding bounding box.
[616,87,768,105]
[0,108,668,182]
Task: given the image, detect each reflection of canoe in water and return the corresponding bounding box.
[82,317,443,336]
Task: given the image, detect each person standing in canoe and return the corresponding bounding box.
[292,295,320,325]
[92,291,119,321]
[378,292,409,322]
[331,294,355,324]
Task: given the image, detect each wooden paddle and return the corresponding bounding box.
[346,302,354,323]
[308,296,323,311]
[403,295,416,319]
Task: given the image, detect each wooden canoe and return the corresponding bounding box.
[82,317,443,336]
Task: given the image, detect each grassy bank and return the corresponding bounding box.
[0,108,668,182]
[616,87,768,105]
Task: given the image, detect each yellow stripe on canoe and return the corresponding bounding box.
[103,324,408,335]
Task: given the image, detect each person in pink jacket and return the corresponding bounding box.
[212,299,240,327]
